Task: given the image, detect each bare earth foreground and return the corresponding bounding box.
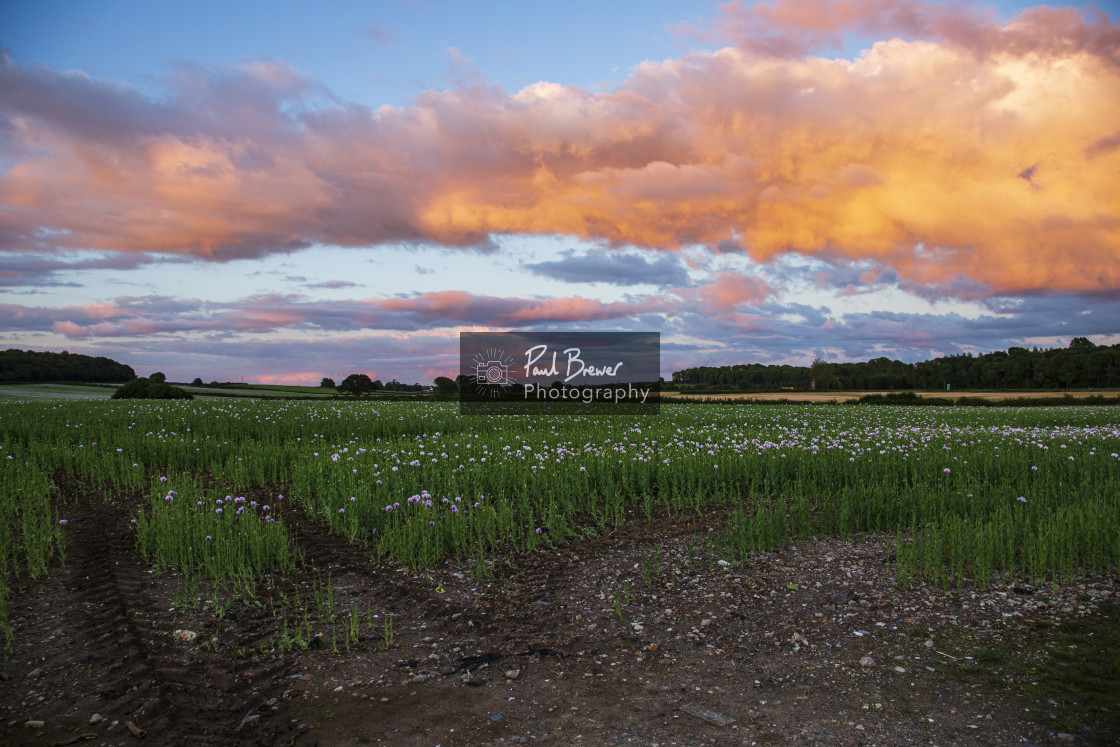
[3,484,1118,747]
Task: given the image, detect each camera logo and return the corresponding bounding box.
[477,359,511,386]
[471,348,515,397]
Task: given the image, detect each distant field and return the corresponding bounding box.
[661,389,1120,403]
[0,383,116,400]
[0,382,333,401]
[175,384,333,399]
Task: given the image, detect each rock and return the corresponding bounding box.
[830,589,857,604]
[1056,734,1075,742]
[490,713,503,722]
[859,656,876,667]
[700,619,712,628]
[26,668,42,679]
[173,629,198,643]
[924,640,934,649]
[681,703,736,727]
[504,669,519,680]
[125,720,145,738]
[893,666,907,673]
[90,713,105,725]
[24,720,45,729]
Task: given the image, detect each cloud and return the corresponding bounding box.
[695,271,772,312]
[363,25,395,45]
[10,286,1114,384]
[305,279,359,289]
[0,289,682,340]
[0,252,183,288]
[1,3,1118,297]
[524,248,691,287]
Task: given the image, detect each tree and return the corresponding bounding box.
[320,377,336,389]
[810,358,837,390]
[149,372,167,383]
[336,373,375,396]
[191,377,204,386]
[433,376,458,395]
[113,378,193,400]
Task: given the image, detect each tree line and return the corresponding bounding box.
[0,349,136,383]
[323,375,426,396]
[670,338,1120,391]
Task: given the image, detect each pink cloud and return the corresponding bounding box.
[1,3,1118,295]
[697,272,772,312]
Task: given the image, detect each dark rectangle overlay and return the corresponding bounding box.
[460,332,660,414]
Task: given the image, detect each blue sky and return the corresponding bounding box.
[1,0,1117,384]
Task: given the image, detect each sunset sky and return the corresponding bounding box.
[2,0,1118,385]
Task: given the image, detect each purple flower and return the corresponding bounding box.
[59,519,68,526]
[535,527,542,534]
[429,521,435,526]
[385,505,394,513]
[262,505,270,512]
[160,476,167,483]
[215,508,223,514]
[205,535,212,541]
[943,468,951,474]
[1018,496,1027,503]
[339,508,345,514]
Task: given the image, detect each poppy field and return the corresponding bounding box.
[1,398,1118,743]
[3,399,1119,640]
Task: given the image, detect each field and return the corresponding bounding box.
[1,399,1118,745]
[662,389,1120,403]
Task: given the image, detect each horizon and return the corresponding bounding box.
[2,0,1118,384]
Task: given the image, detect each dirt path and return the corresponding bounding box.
[2,500,1116,746]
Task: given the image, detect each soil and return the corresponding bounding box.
[2,488,1117,747]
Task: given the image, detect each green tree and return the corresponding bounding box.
[433,376,458,395]
[337,373,375,396]
[113,378,193,400]
[149,372,167,383]
[320,377,336,389]
[810,358,837,390]
[191,377,204,386]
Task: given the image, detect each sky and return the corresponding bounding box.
[1,0,1119,385]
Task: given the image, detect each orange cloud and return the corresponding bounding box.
[1,3,1118,295]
